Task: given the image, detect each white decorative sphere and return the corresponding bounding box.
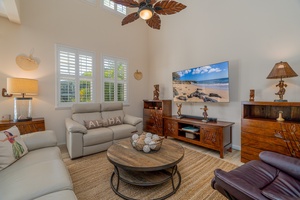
[143,145,151,153]
[144,137,152,145]
[152,134,160,141]
[146,132,153,138]
[132,139,137,147]
[149,141,157,150]
[132,134,139,140]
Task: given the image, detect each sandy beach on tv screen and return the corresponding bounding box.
[173,83,229,102]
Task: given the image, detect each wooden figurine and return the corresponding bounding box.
[275,80,287,100]
[153,84,159,100]
[201,105,208,122]
[249,89,255,101]
[176,103,182,118]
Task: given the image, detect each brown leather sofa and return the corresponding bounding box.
[211,151,300,200]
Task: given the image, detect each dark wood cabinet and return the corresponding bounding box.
[164,116,234,158]
[241,101,300,163]
[0,118,45,135]
[143,100,172,136]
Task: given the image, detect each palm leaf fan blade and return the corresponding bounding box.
[122,12,139,26]
[149,0,157,4]
[146,13,161,30]
[110,0,139,7]
[154,0,186,15]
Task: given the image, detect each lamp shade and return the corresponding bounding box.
[267,61,298,79]
[7,78,38,96]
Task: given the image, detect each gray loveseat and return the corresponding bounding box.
[65,102,143,159]
[0,130,77,200]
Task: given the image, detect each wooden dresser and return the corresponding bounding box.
[0,118,45,135]
[143,100,172,136]
[241,101,300,163]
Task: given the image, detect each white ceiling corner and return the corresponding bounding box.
[0,0,21,24]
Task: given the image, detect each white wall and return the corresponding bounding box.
[0,0,149,144]
[148,0,300,149]
[1,0,300,149]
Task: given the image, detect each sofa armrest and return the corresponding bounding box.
[65,117,87,134]
[213,169,269,200]
[259,151,300,180]
[21,130,57,151]
[124,114,142,126]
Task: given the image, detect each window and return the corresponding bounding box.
[56,45,95,108]
[102,56,128,104]
[103,0,126,15]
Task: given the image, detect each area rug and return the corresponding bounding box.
[61,146,237,200]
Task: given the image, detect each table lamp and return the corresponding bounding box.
[7,78,38,122]
[266,61,298,102]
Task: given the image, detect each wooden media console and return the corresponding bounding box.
[163,116,234,158]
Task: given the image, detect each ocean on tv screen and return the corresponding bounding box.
[172,61,230,103]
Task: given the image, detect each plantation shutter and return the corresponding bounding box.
[103,56,128,103]
[58,48,76,104]
[79,53,94,103]
[104,0,114,9]
[56,45,95,107]
[103,0,126,14]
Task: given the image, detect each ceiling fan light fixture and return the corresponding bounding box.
[139,7,153,20]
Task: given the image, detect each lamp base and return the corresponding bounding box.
[274,99,288,102]
[14,117,32,122]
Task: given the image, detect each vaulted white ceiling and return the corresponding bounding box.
[0,0,21,24]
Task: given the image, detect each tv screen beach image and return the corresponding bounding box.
[172,61,229,103]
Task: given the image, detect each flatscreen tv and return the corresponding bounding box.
[172,61,230,103]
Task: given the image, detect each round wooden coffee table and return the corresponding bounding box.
[107,138,184,200]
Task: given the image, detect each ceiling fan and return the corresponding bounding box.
[110,0,187,30]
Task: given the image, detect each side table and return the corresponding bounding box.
[0,118,45,134]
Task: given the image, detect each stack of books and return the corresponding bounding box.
[182,126,199,132]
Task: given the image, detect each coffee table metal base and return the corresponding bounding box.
[110,165,181,200]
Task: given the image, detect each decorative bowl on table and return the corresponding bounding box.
[131,132,164,153]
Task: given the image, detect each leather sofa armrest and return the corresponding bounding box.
[213,169,269,200]
[65,118,87,134]
[21,130,57,151]
[124,114,142,126]
[260,151,300,180]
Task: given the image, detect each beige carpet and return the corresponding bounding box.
[60,146,237,200]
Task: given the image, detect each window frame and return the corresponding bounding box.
[101,55,129,105]
[55,44,96,108]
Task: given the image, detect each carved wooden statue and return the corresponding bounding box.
[249,89,255,101]
[176,103,182,117]
[153,84,160,100]
[201,105,208,121]
[275,80,287,100]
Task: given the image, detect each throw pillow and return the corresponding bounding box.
[103,116,123,127]
[84,120,103,130]
[0,126,28,171]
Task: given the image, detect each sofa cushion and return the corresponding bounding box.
[0,159,73,200]
[72,112,102,125]
[84,119,103,129]
[72,103,101,114]
[3,147,61,172]
[0,126,28,171]
[109,124,137,140]
[83,128,113,146]
[34,190,77,200]
[101,102,123,111]
[262,171,300,199]
[102,110,125,122]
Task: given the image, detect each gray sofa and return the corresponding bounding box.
[65,102,143,159]
[0,130,77,200]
